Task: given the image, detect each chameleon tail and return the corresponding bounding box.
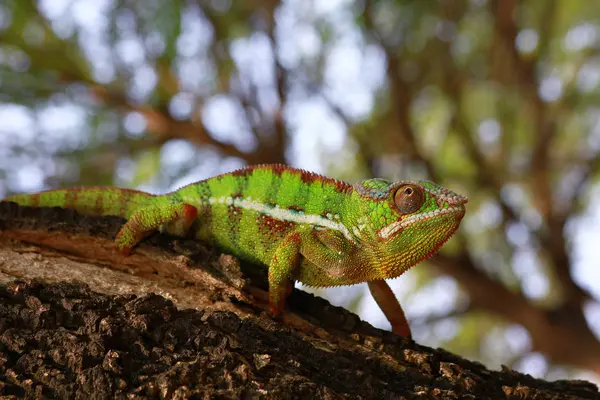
[4,187,196,254]
[3,187,153,219]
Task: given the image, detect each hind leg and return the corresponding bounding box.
[115,203,197,254]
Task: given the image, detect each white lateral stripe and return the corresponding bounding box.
[378,206,464,239]
[185,195,356,243]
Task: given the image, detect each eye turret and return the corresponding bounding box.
[394,185,424,214]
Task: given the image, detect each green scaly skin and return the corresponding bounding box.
[3,164,467,336]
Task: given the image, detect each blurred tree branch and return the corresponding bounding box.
[357,0,600,373]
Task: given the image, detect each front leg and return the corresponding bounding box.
[368,280,411,338]
[268,229,413,338]
[268,232,302,315]
[268,228,344,315]
[305,230,413,338]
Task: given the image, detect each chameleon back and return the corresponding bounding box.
[168,165,355,266]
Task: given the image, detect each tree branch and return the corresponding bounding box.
[433,252,600,372]
[363,0,438,181]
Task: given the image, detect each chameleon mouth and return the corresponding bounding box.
[377,206,465,239]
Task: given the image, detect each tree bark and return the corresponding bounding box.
[0,202,598,399]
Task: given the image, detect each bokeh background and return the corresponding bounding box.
[1,0,600,383]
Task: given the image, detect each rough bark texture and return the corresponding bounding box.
[0,202,598,399]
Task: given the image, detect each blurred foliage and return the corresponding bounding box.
[1,0,600,382]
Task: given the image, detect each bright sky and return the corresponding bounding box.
[1,0,599,383]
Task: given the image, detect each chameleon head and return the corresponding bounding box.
[353,179,467,275]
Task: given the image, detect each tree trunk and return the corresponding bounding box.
[0,202,598,399]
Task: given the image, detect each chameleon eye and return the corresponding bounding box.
[394,185,424,214]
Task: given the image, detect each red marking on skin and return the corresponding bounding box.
[335,179,350,192]
[229,165,260,177]
[120,189,133,217]
[271,164,286,176]
[267,270,281,315]
[278,232,302,266]
[268,271,296,316]
[267,231,302,314]
[299,170,316,184]
[73,186,152,217]
[32,194,41,207]
[259,215,295,242]
[298,169,352,195]
[116,187,152,197]
[284,231,301,244]
[94,193,104,214]
[126,215,141,231]
[194,164,354,194]
[270,282,294,315]
[227,205,242,233]
[181,204,198,220]
[64,189,78,209]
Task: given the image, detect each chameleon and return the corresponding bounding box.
[2,164,467,337]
